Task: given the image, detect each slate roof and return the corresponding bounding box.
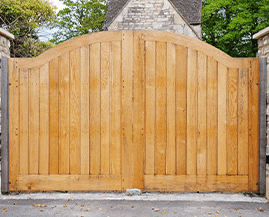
[105,0,202,27]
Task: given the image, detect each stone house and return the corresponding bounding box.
[104,0,202,39]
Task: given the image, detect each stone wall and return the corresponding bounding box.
[108,0,201,39]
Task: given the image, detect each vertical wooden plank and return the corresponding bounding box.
[39,64,49,175]
[1,57,10,193]
[217,63,228,175]
[238,69,249,175]
[70,48,81,175]
[133,32,145,189]
[121,31,133,190]
[145,41,155,175]
[101,42,110,175]
[227,68,238,175]
[59,53,70,174]
[19,69,29,175]
[49,58,59,174]
[9,58,20,190]
[110,41,122,175]
[176,45,187,175]
[187,49,197,175]
[197,52,207,175]
[29,69,40,175]
[166,43,176,175]
[155,41,167,175]
[90,43,101,175]
[207,57,218,175]
[249,58,259,192]
[81,46,90,175]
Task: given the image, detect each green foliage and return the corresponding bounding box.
[202,0,269,57]
[51,0,108,44]
[0,0,56,57]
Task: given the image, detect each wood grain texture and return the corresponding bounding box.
[197,52,207,175]
[187,48,197,175]
[29,68,40,175]
[176,45,187,175]
[145,41,156,175]
[59,53,70,174]
[39,64,50,175]
[155,41,167,175]
[228,68,238,175]
[19,69,29,175]
[207,57,218,175]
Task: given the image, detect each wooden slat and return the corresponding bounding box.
[145,41,156,175]
[81,46,90,175]
[9,58,20,190]
[227,68,238,175]
[59,53,70,174]
[101,42,110,175]
[133,32,145,189]
[39,64,50,175]
[49,58,59,174]
[207,57,218,175]
[121,31,133,190]
[110,42,122,175]
[90,43,101,175]
[238,69,249,175]
[70,48,81,175]
[155,41,167,175]
[197,52,207,175]
[248,58,259,192]
[29,68,40,175]
[217,63,228,175]
[144,175,248,192]
[19,69,29,175]
[166,43,176,175]
[18,175,122,191]
[187,48,197,175]
[176,45,187,175]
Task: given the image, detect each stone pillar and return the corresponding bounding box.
[254,27,269,198]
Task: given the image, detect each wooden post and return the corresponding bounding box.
[1,57,9,193]
[259,56,267,194]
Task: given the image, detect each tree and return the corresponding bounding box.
[51,0,108,44]
[202,0,269,57]
[0,0,55,57]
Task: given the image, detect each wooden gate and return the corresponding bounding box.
[4,30,260,192]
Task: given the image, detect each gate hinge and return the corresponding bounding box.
[266,155,269,164]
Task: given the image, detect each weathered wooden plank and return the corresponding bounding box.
[29,68,40,175]
[9,58,20,190]
[145,41,156,175]
[49,58,59,174]
[176,45,187,175]
[121,31,133,190]
[155,41,167,175]
[217,63,228,175]
[133,31,145,189]
[227,68,238,175]
[187,48,197,175]
[70,48,81,175]
[80,46,90,175]
[19,69,29,175]
[101,42,110,175]
[144,175,248,192]
[110,42,122,175]
[90,43,101,175]
[18,175,122,191]
[207,57,218,175]
[59,53,70,174]
[166,43,176,175]
[238,69,249,175]
[248,58,259,192]
[39,64,50,175]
